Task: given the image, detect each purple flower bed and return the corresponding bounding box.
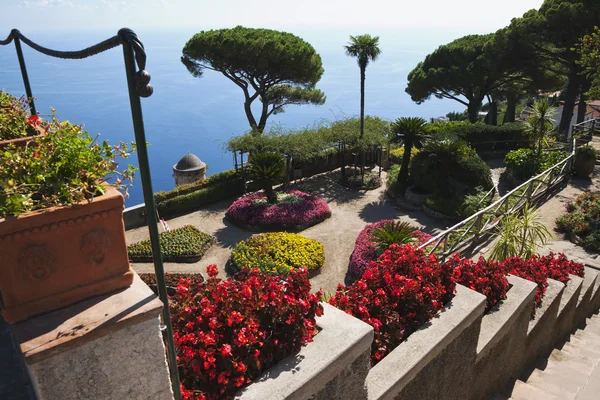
[225,189,331,230]
[349,220,433,278]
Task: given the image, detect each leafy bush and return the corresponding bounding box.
[425,195,463,217]
[443,254,509,312]
[0,118,135,217]
[0,90,40,140]
[502,253,584,315]
[139,272,204,288]
[343,170,382,190]
[556,192,600,251]
[457,188,493,219]
[575,144,598,159]
[504,148,570,181]
[231,232,325,275]
[349,220,432,278]
[428,121,526,150]
[154,169,239,203]
[386,164,402,194]
[225,189,331,229]
[128,225,213,262]
[330,244,455,364]
[157,179,245,218]
[371,221,418,254]
[172,265,323,399]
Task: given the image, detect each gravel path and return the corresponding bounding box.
[126,169,449,293]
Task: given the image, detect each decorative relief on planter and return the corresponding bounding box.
[81,228,112,265]
[20,244,54,281]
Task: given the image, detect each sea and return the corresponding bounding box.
[0,27,467,206]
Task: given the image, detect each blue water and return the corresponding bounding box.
[0,28,464,206]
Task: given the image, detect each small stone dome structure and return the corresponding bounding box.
[173,153,207,186]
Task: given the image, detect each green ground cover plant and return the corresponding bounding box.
[128,225,214,263]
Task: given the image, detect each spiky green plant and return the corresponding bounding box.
[490,202,551,260]
[247,152,286,204]
[390,117,428,194]
[370,221,418,254]
[525,98,556,167]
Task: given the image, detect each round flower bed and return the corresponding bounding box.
[349,220,433,278]
[225,189,331,231]
[231,232,325,276]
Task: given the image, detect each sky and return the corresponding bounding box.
[1,0,545,33]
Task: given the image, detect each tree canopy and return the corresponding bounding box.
[182,26,326,132]
[577,26,600,100]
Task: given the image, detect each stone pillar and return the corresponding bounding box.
[13,274,173,400]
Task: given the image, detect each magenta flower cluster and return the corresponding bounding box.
[349,220,432,278]
[226,189,331,229]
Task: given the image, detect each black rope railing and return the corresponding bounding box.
[1,29,179,399]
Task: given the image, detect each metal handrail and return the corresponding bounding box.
[1,29,181,399]
[419,139,577,261]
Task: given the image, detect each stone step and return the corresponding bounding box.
[544,349,595,375]
[576,375,600,399]
[573,327,600,343]
[525,363,588,399]
[509,380,558,400]
[561,342,600,365]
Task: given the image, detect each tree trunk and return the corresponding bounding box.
[485,100,498,126]
[244,100,259,133]
[285,156,291,185]
[265,184,276,204]
[559,68,581,137]
[467,102,480,123]
[503,92,518,124]
[398,138,412,195]
[360,66,366,181]
[577,80,591,123]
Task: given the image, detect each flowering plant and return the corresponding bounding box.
[0,90,44,140]
[226,189,331,229]
[139,272,205,288]
[329,244,455,364]
[231,232,324,275]
[556,192,600,251]
[171,265,323,400]
[443,254,509,312]
[349,220,432,278]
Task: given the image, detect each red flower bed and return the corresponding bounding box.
[349,220,433,278]
[443,254,509,312]
[171,265,323,400]
[139,272,204,288]
[225,189,331,230]
[329,244,455,364]
[502,252,584,315]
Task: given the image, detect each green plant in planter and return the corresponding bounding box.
[490,202,551,260]
[574,145,597,178]
[370,221,418,254]
[247,152,286,204]
[0,116,136,217]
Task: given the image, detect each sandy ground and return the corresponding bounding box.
[126,169,449,293]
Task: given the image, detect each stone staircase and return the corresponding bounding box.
[495,313,600,399]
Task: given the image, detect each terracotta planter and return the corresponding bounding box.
[0,186,134,323]
[0,124,47,150]
[574,153,596,178]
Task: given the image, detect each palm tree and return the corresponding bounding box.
[247,152,286,204]
[525,98,557,168]
[370,221,418,255]
[345,34,382,178]
[391,117,428,194]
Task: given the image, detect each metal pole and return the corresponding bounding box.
[121,42,182,399]
[13,35,37,116]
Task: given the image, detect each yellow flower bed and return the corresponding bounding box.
[231,232,324,275]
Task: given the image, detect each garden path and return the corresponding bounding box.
[126,169,450,293]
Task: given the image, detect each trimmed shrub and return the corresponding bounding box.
[329,244,456,364]
[386,164,402,195]
[504,148,570,181]
[172,265,323,400]
[225,189,331,230]
[556,192,600,251]
[428,121,527,151]
[157,179,245,218]
[154,169,239,203]
[443,254,509,312]
[139,272,205,288]
[231,232,325,275]
[128,225,213,263]
[349,220,432,278]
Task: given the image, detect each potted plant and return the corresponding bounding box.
[0,116,136,323]
[0,90,47,149]
[573,145,597,178]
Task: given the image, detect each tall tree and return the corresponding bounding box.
[182,26,326,133]
[345,34,381,179]
[390,117,428,194]
[577,26,600,101]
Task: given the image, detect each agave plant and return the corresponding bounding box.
[370,221,418,254]
[490,202,551,260]
[247,152,286,204]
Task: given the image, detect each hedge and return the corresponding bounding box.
[128,225,214,262]
[157,178,245,218]
[428,121,527,151]
[154,169,239,203]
